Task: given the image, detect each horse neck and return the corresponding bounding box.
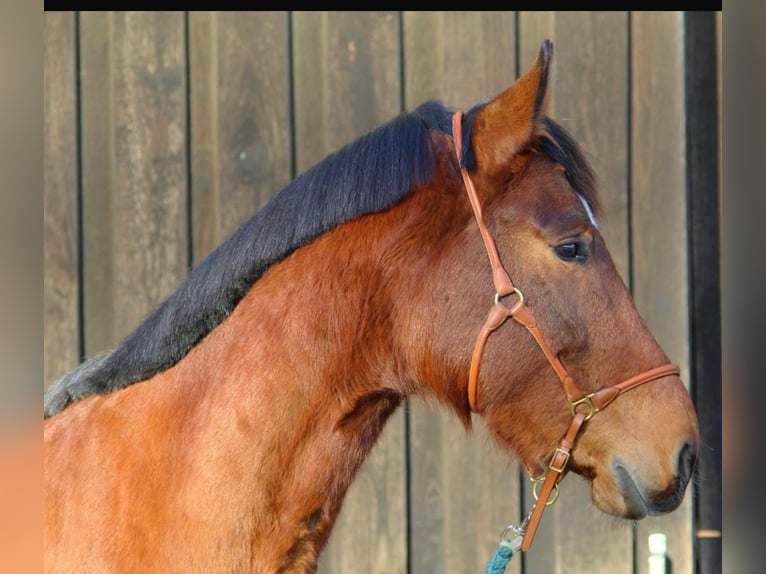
[161,189,449,568]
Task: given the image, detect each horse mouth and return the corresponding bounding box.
[576,462,648,519]
[612,465,650,519]
[609,462,686,519]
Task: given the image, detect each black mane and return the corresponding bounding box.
[44,101,453,417]
[44,99,597,418]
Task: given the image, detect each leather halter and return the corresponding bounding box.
[451,111,680,552]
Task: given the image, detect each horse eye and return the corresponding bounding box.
[554,241,589,262]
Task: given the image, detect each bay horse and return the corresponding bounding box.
[44,41,699,573]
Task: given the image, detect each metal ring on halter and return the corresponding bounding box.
[494,287,524,306]
[530,475,560,506]
[570,392,599,421]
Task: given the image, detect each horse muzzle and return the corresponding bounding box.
[604,438,698,519]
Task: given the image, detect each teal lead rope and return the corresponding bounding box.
[484,539,514,574]
[483,516,530,574]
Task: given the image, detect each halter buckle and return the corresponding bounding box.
[548,446,571,474]
[570,393,599,421]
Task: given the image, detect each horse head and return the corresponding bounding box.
[400,41,699,534]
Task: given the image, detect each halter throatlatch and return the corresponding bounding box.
[451,111,680,552]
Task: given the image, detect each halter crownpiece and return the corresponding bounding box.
[451,111,681,552]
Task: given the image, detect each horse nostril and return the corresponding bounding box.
[677,440,697,487]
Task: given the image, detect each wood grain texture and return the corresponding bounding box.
[403,11,516,109]
[631,12,694,574]
[189,12,292,262]
[293,12,408,574]
[44,11,79,387]
[79,12,188,355]
[403,11,523,574]
[518,12,636,574]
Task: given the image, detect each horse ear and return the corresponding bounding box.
[471,39,552,176]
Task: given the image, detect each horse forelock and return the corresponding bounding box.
[537,117,600,216]
[43,101,455,418]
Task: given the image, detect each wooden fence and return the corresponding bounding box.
[44,11,721,573]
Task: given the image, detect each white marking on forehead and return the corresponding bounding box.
[576,192,598,228]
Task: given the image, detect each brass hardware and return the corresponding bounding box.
[530,474,559,506]
[494,287,524,307]
[548,447,571,474]
[570,393,599,420]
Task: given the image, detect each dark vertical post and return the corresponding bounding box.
[684,11,722,574]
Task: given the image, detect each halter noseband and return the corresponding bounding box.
[451,111,680,552]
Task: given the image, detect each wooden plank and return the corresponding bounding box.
[518,12,634,574]
[403,11,516,107]
[403,12,523,574]
[80,12,188,355]
[631,12,694,574]
[188,11,291,262]
[294,12,402,169]
[292,12,407,573]
[44,11,80,387]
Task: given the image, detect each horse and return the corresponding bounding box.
[44,40,699,573]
